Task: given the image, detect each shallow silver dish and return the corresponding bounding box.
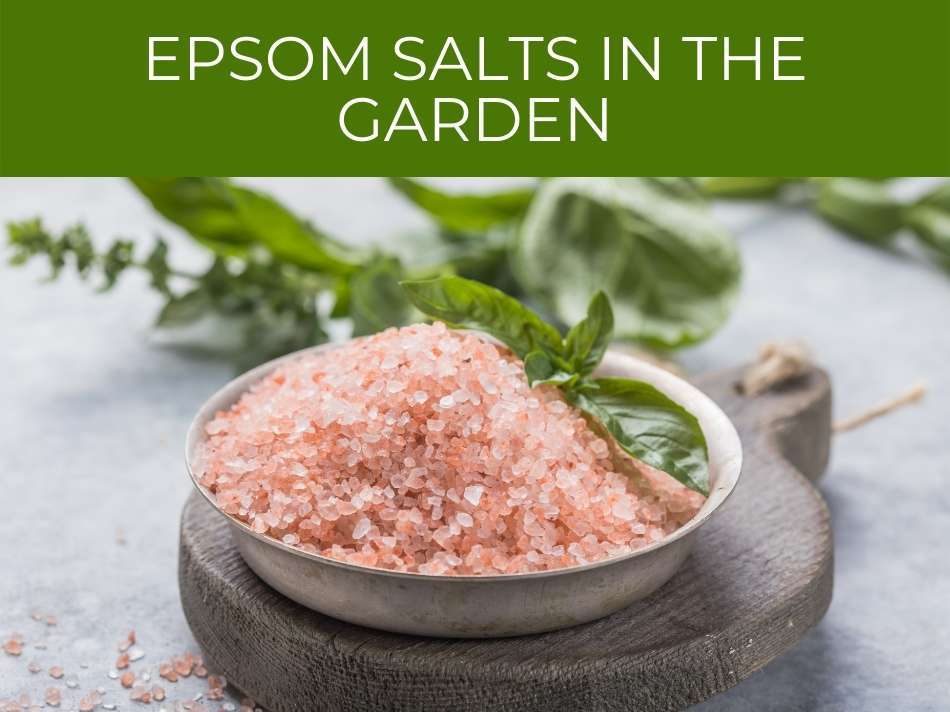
[185,344,742,638]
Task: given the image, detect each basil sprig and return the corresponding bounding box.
[402,276,710,495]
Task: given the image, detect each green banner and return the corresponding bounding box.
[1,0,948,175]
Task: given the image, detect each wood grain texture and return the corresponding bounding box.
[179,365,833,712]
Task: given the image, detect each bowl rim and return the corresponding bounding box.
[185,339,743,583]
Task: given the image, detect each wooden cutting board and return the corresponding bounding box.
[179,364,833,712]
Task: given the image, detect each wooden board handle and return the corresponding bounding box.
[695,365,832,482]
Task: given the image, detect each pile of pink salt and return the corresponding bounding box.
[195,322,705,575]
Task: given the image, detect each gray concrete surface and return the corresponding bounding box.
[1,179,948,711]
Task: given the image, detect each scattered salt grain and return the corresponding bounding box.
[130,686,151,703]
[173,653,195,677]
[78,691,101,712]
[196,323,704,575]
[158,662,178,682]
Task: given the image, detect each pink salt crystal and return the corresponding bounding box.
[173,653,195,677]
[48,666,64,679]
[44,688,61,707]
[196,323,705,576]
[120,671,135,688]
[352,518,371,539]
[158,662,178,682]
[115,653,130,669]
[425,418,445,432]
[2,638,22,656]
[611,501,635,521]
[151,686,166,701]
[463,485,484,506]
[28,660,42,673]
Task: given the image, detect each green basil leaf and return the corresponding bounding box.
[698,177,793,198]
[389,177,535,233]
[130,178,361,273]
[330,280,351,319]
[401,275,563,359]
[523,350,577,387]
[570,377,709,495]
[349,256,412,336]
[563,291,613,376]
[815,178,903,243]
[129,177,257,256]
[514,178,741,349]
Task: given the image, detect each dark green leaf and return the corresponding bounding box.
[349,256,412,336]
[144,238,172,296]
[64,225,96,277]
[523,350,577,387]
[155,289,213,327]
[569,377,709,495]
[6,220,97,280]
[130,177,361,273]
[99,240,136,290]
[564,291,613,376]
[389,177,535,233]
[401,275,563,359]
[229,185,360,273]
[514,178,741,349]
[330,280,351,318]
[815,178,903,243]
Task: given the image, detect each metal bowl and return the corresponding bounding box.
[185,344,742,638]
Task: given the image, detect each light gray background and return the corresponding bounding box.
[1,179,948,711]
